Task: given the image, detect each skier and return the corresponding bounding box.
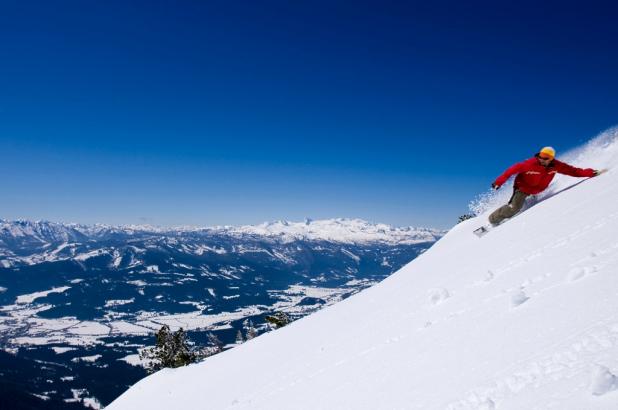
[488,146,600,225]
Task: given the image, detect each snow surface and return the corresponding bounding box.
[110,128,618,410]
[73,249,108,261]
[104,298,135,308]
[51,346,76,354]
[71,354,102,363]
[118,354,144,367]
[15,286,71,304]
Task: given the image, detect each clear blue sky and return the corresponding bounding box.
[1,0,617,229]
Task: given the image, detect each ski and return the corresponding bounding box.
[473,219,509,237]
[473,225,490,237]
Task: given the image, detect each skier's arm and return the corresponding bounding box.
[554,161,596,178]
[493,162,526,188]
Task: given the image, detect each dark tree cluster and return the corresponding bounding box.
[139,325,221,373]
[264,312,291,329]
[458,214,475,223]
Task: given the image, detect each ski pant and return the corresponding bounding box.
[488,189,529,225]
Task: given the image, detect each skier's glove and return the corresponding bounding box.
[592,169,601,176]
[491,183,500,190]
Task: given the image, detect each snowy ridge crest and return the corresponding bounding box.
[222,218,442,244]
[0,218,443,246]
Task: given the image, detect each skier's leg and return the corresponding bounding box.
[488,189,516,224]
[488,190,528,225]
[488,205,511,225]
[508,190,528,212]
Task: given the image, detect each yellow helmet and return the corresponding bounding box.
[539,146,555,159]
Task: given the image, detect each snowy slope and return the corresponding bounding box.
[108,129,618,410]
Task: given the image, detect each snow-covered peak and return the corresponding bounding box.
[219,218,443,244]
[0,219,86,243]
[108,128,618,410]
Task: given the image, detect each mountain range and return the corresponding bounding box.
[0,218,443,409]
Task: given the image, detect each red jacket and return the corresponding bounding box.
[494,156,595,195]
